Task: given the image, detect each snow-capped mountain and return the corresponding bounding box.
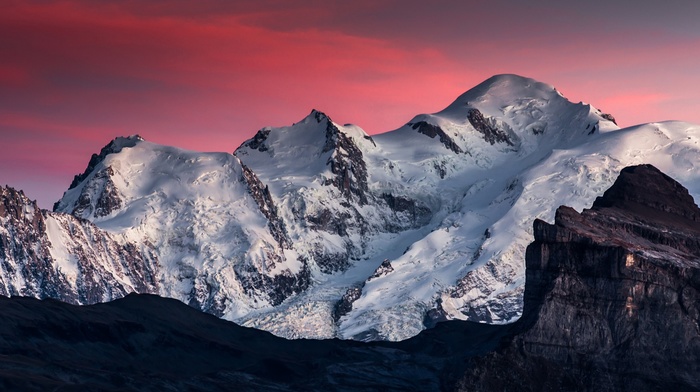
[53,135,309,319]
[4,74,700,341]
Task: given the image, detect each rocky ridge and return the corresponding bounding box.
[459,164,700,391]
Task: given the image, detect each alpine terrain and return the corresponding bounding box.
[2,74,700,341]
[0,164,697,391]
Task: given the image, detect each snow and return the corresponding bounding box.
[45,215,79,281]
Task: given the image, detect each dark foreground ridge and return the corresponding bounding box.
[0,294,511,391]
[1,164,698,391]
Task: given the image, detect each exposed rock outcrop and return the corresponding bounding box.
[0,186,159,304]
[368,259,394,280]
[333,285,363,322]
[459,164,700,391]
[410,121,464,153]
[235,260,311,307]
[318,110,370,204]
[240,163,291,249]
[381,193,432,230]
[69,165,123,218]
[242,128,271,152]
[467,108,514,146]
[600,112,617,125]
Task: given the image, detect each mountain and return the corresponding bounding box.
[52,134,311,319]
[1,165,697,391]
[3,74,700,341]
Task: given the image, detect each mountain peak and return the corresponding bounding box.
[592,164,700,222]
[309,109,331,123]
[0,185,38,221]
[387,74,617,160]
[65,135,144,191]
[482,73,547,88]
[449,74,559,109]
[452,74,617,127]
[9,74,700,345]
[237,110,336,155]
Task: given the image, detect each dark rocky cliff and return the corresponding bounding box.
[459,164,700,391]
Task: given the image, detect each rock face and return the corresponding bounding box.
[0,186,69,299]
[410,120,464,153]
[240,164,291,249]
[466,108,514,146]
[0,186,159,304]
[459,164,700,391]
[319,110,370,204]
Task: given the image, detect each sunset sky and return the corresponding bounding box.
[2,0,699,208]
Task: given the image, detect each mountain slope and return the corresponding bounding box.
[0,186,159,303]
[436,120,700,328]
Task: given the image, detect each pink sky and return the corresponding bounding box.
[1,0,699,208]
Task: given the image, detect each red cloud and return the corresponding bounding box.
[1,0,699,208]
